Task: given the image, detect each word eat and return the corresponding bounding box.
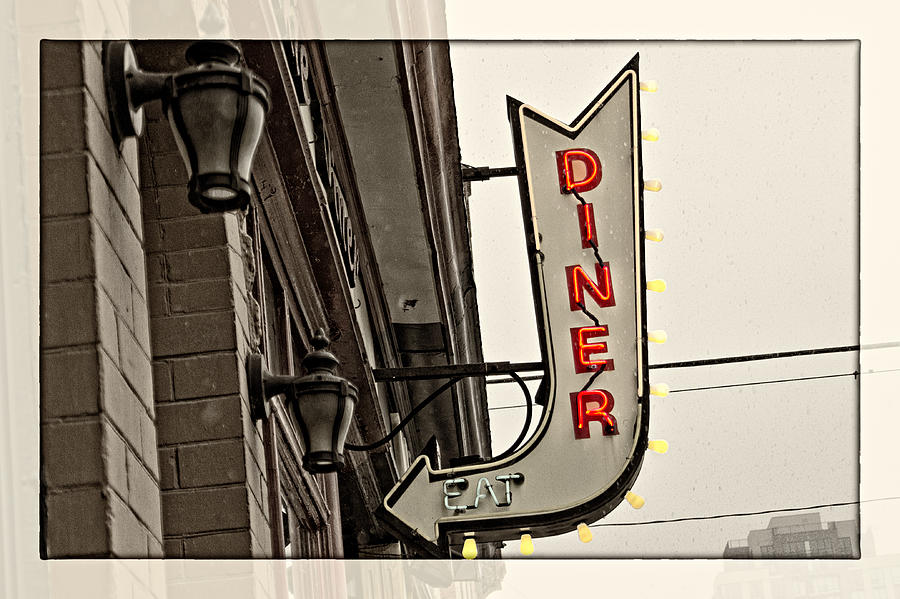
[556,148,619,440]
[442,473,525,513]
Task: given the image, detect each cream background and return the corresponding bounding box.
[2,0,898,597]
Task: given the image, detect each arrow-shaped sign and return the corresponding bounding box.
[379,55,650,556]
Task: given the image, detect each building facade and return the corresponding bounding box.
[39,36,497,572]
[723,513,859,559]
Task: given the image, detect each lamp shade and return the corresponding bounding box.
[289,332,358,473]
[165,41,269,213]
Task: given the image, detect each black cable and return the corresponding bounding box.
[490,371,533,460]
[670,371,857,394]
[650,344,860,370]
[345,371,534,456]
[589,496,900,528]
[345,376,463,451]
[488,368,873,411]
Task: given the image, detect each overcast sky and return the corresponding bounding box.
[448,40,886,560]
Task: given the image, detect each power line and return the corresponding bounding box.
[485,342,900,385]
[589,496,900,528]
[487,368,891,411]
[649,344,861,370]
[670,370,857,394]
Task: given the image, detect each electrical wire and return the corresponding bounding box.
[345,371,534,455]
[486,366,900,411]
[669,370,858,394]
[345,376,464,451]
[589,496,900,528]
[649,344,860,370]
[491,371,533,459]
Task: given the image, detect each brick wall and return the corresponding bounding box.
[40,40,163,558]
[138,71,270,557]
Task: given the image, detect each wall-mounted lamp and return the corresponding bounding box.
[247,330,358,474]
[103,40,270,213]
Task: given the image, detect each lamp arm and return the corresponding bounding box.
[127,70,170,111]
[247,353,301,421]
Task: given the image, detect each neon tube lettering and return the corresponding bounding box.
[556,148,602,194]
[570,325,615,374]
[566,263,616,311]
[570,390,619,440]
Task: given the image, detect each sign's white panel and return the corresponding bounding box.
[380,56,649,555]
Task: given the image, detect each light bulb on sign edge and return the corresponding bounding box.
[646,279,667,293]
[645,229,664,242]
[648,330,667,344]
[644,179,662,192]
[642,128,660,142]
[625,491,645,509]
[520,533,535,555]
[577,523,593,543]
[648,439,669,454]
[640,80,658,92]
[462,537,477,560]
[650,383,670,397]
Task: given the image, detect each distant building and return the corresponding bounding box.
[714,526,900,599]
[723,513,859,559]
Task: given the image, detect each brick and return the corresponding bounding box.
[164,539,184,558]
[97,288,119,364]
[248,492,269,553]
[166,247,232,282]
[178,439,245,488]
[40,153,90,216]
[132,286,151,355]
[102,419,128,498]
[251,529,267,558]
[141,187,160,221]
[146,253,167,285]
[155,396,243,446]
[145,214,228,253]
[83,87,141,207]
[230,248,249,295]
[42,419,103,488]
[41,281,96,348]
[169,279,234,314]
[99,351,142,449]
[150,311,237,357]
[145,120,179,154]
[117,317,153,409]
[138,408,160,478]
[158,447,178,490]
[152,361,174,403]
[183,530,251,558]
[45,487,109,557]
[109,491,149,558]
[41,347,100,419]
[157,185,203,219]
[88,157,146,278]
[171,352,240,400]
[81,40,107,122]
[127,450,162,534]
[244,445,263,510]
[242,408,265,473]
[41,89,85,155]
[148,283,168,317]
[224,213,241,253]
[94,229,134,323]
[148,535,164,558]
[139,146,154,187]
[149,152,188,187]
[40,41,83,90]
[162,486,249,535]
[41,217,94,282]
